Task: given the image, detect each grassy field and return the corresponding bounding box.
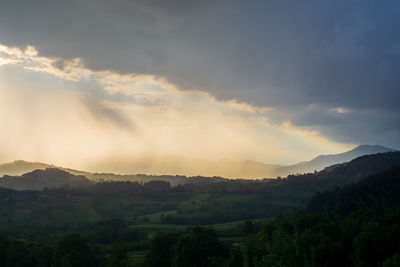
[129,217,273,241]
[0,189,306,227]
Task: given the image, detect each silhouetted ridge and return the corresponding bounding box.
[309,164,400,219]
[0,168,92,190]
[0,160,56,176]
[275,144,396,176]
[321,151,400,179]
[0,144,397,181]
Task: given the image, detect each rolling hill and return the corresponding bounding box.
[274,144,395,176]
[0,168,92,190]
[0,145,396,180]
[0,160,56,176]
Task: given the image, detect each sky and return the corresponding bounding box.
[0,0,399,174]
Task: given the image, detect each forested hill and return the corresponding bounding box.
[308,165,400,219]
[0,168,92,191]
[246,165,400,267]
[285,151,400,189]
[321,151,400,178]
[0,154,399,266]
[275,144,396,176]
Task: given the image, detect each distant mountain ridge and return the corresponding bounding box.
[77,145,397,178]
[0,160,56,176]
[303,151,400,184]
[0,145,396,179]
[274,145,396,176]
[83,155,280,179]
[0,168,92,191]
[0,151,399,191]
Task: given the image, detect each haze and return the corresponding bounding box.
[0,0,399,176]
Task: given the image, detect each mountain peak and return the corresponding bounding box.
[274,144,396,177]
[0,160,55,177]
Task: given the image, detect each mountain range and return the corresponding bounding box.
[0,145,396,180]
[0,149,399,192]
[273,144,395,176]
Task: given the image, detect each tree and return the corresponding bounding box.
[171,227,228,267]
[5,239,36,267]
[53,233,98,267]
[145,232,180,267]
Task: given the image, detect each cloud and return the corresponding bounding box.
[0,43,353,172]
[1,0,399,148]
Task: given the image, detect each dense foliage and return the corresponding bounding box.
[0,152,399,266]
[244,166,400,267]
[146,227,229,267]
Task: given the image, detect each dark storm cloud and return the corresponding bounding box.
[1,0,399,147]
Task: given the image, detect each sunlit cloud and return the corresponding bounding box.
[0,43,353,176]
[331,107,351,114]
